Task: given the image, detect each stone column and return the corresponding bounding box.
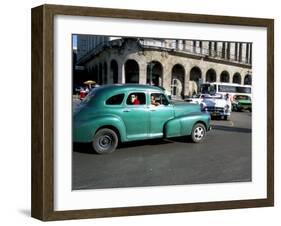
[103,62,107,84]
[230,72,235,84]
[249,44,252,64]
[178,40,183,50]
[201,68,206,84]
[241,43,247,63]
[139,62,147,84]
[118,61,125,84]
[184,65,190,98]
[216,70,222,82]
[162,64,172,92]
[107,61,112,84]
[186,41,193,52]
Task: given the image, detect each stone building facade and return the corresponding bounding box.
[76,35,120,61]
[76,37,252,99]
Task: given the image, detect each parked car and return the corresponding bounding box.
[200,94,231,120]
[232,95,252,112]
[73,84,211,154]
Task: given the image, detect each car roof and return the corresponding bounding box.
[84,84,164,107]
[94,84,163,94]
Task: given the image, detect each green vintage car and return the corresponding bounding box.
[232,95,252,112]
[73,84,211,154]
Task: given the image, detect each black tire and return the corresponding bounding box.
[92,128,118,154]
[191,123,206,143]
[223,115,228,120]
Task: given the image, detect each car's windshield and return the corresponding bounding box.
[235,95,251,100]
[204,94,222,99]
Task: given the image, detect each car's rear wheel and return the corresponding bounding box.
[92,128,118,154]
[191,123,206,143]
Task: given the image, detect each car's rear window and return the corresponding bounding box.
[106,94,125,105]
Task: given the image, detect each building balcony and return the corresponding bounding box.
[77,38,252,68]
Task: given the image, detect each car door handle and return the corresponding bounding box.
[150,109,156,111]
[123,109,131,112]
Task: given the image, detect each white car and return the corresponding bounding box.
[185,94,210,104]
[200,94,231,120]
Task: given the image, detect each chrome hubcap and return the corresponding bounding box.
[98,135,112,149]
[194,127,204,140]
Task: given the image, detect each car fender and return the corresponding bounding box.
[164,112,209,138]
[91,114,127,141]
[73,114,127,143]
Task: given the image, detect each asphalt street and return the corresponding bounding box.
[72,112,252,190]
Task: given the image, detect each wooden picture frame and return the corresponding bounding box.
[31,4,274,221]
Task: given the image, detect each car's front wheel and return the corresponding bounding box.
[92,128,118,154]
[191,123,206,143]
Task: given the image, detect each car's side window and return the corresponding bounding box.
[105,93,125,105]
[126,92,146,105]
[151,93,169,106]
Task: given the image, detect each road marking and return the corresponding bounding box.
[229,120,234,127]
